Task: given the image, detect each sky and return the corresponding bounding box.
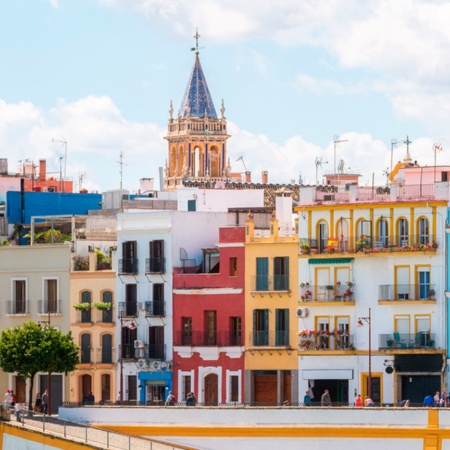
[1,0,450,193]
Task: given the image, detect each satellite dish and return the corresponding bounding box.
[385,366,394,374]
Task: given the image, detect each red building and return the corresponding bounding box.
[172,226,245,404]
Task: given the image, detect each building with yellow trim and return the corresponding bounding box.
[244,191,299,403]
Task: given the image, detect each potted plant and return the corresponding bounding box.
[300,243,310,254]
[92,301,112,311]
[96,249,111,270]
[326,285,334,291]
[428,289,435,300]
[73,302,91,311]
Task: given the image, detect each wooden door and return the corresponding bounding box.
[204,374,218,405]
[15,376,26,403]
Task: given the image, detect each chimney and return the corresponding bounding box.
[39,159,46,181]
[245,171,251,183]
[262,171,268,184]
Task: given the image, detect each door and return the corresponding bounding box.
[101,374,111,402]
[40,374,63,414]
[401,375,440,404]
[80,374,92,401]
[204,374,218,405]
[362,374,381,404]
[318,222,328,253]
[256,257,268,291]
[15,376,26,404]
[254,371,277,404]
[395,267,410,300]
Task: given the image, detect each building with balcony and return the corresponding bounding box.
[172,226,245,404]
[296,157,448,405]
[244,191,299,404]
[0,244,71,413]
[116,210,230,405]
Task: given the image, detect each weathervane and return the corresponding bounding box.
[191,28,204,54]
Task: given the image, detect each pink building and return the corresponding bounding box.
[172,226,245,404]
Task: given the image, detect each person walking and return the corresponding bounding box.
[424,393,434,407]
[321,389,331,406]
[42,390,49,415]
[186,393,194,406]
[34,393,42,413]
[304,390,312,406]
[165,391,175,406]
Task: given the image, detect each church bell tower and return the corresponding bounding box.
[164,31,231,190]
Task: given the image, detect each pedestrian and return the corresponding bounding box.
[304,390,312,406]
[42,389,48,415]
[3,389,11,406]
[87,391,95,405]
[186,393,194,406]
[364,396,374,407]
[321,389,331,406]
[190,392,197,406]
[423,392,434,407]
[434,391,440,406]
[355,394,362,407]
[165,391,175,406]
[404,399,410,408]
[34,393,42,413]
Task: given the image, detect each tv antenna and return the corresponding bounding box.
[333,135,348,175]
[315,157,328,185]
[236,156,247,172]
[117,151,127,212]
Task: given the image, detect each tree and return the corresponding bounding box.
[0,322,79,411]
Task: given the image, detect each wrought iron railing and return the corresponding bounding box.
[378,284,436,301]
[379,332,436,349]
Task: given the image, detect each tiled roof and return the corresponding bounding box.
[179,53,218,119]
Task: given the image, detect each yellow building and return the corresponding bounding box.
[244,192,299,404]
[70,248,117,404]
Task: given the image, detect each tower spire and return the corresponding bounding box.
[191,28,203,55]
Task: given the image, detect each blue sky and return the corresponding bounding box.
[0,0,449,192]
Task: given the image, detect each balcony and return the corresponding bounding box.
[147,343,166,360]
[6,300,30,315]
[299,331,354,351]
[379,332,436,349]
[145,257,166,274]
[144,301,165,317]
[96,347,114,364]
[249,330,290,347]
[251,275,290,293]
[119,258,139,275]
[38,299,62,315]
[378,284,436,302]
[174,331,243,347]
[76,309,92,324]
[299,235,438,255]
[118,302,138,318]
[300,284,354,302]
[120,344,136,360]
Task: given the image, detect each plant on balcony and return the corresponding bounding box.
[428,289,435,299]
[300,243,310,254]
[299,338,313,350]
[356,235,370,251]
[300,281,310,288]
[325,285,334,291]
[74,256,89,271]
[92,302,112,311]
[347,281,355,288]
[301,290,312,300]
[432,240,438,249]
[73,302,91,311]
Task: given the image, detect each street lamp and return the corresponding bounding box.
[38,308,52,415]
[356,308,372,400]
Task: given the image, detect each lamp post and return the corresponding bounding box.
[356,308,372,399]
[38,307,52,415]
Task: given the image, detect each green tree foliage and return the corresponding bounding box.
[0,322,79,411]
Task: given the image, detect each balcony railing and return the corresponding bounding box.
[147,343,166,360]
[144,301,165,317]
[118,302,138,318]
[251,275,290,292]
[145,258,166,274]
[6,300,30,315]
[120,344,136,360]
[299,333,354,351]
[379,332,436,349]
[174,331,243,347]
[300,284,354,302]
[118,258,139,275]
[379,284,436,301]
[97,308,113,323]
[76,309,92,324]
[38,299,62,315]
[96,347,114,364]
[300,235,438,255]
[250,330,290,347]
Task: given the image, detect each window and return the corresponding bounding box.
[274,257,289,290]
[128,375,137,402]
[418,218,429,245]
[230,376,239,402]
[377,218,388,247]
[182,317,192,345]
[205,311,217,345]
[122,325,137,360]
[275,309,289,346]
[417,267,430,299]
[316,317,330,349]
[318,221,328,253]
[149,326,165,359]
[125,284,137,317]
[121,241,137,274]
[101,334,113,364]
[149,240,165,273]
[80,291,92,323]
[229,257,238,277]
[80,333,91,364]
[230,317,242,346]
[44,278,58,314]
[253,309,268,346]
[11,279,27,314]
[152,283,165,316]
[102,291,113,323]
[256,257,268,291]
[182,375,192,401]
[335,316,349,349]
[397,218,409,246]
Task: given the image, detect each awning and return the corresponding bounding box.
[302,369,354,380]
[308,258,354,265]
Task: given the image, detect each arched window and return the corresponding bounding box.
[80,333,91,364]
[80,291,92,323]
[418,218,429,245]
[101,291,113,323]
[101,334,113,364]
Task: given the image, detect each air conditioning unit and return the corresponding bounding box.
[152,361,161,371]
[134,340,145,349]
[137,359,147,368]
[297,307,309,318]
[135,348,145,358]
